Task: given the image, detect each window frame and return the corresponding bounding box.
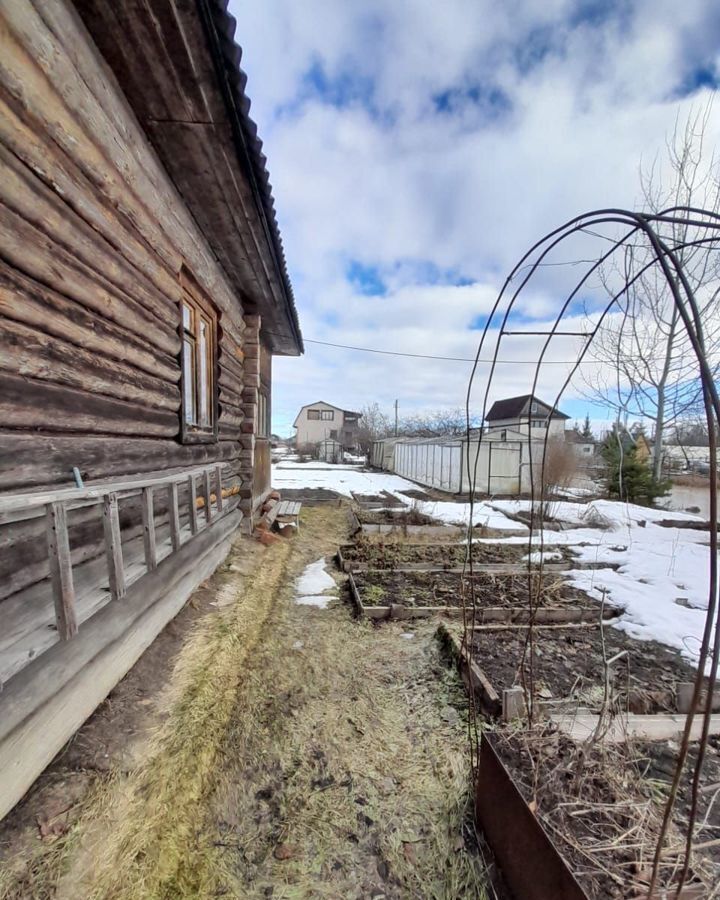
[321,409,335,421]
[179,268,219,444]
[307,409,321,420]
[257,390,271,438]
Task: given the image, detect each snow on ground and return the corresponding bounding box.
[489,499,715,668]
[277,466,717,667]
[271,463,525,531]
[294,558,338,609]
[407,500,525,530]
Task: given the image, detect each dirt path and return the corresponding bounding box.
[0,507,488,899]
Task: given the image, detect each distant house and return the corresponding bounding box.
[610,428,651,463]
[485,395,569,440]
[565,430,597,458]
[294,402,361,451]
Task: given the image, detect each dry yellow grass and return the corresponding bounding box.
[1,507,489,899]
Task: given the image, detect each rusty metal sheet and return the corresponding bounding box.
[475,733,589,900]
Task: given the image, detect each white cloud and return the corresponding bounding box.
[228,0,720,435]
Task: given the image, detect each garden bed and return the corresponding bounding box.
[437,621,720,897]
[487,724,716,899]
[353,569,590,609]
[466,624,705,716]
[338,539,580,571]
[349,569,620,624]
[348,505,465,537]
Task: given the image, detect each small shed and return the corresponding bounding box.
[318,439,343,464]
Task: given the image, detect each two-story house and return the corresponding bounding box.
[484,395,569,440]
[294,402,361,452]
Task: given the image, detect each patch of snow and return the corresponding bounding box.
[295,558,336,596]
[296,595,333,609]
[406,499,527,530]
[400,633,415,640]
[475,500,716,671]
[525,550,564,563]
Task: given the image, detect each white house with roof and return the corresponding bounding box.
[293,401,362,451]
[484,394,569,440]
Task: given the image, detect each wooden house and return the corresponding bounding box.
[0,0,302,819]
[294,401,362,451]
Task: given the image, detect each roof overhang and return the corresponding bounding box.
[75,0,302,356]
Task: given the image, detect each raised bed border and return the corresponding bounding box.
[476,733,590,900]
[347,570,622,624]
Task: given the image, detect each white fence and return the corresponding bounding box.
[393,441,463,492]
[375,436,531,495]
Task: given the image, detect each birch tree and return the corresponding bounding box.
[584,104,720,479]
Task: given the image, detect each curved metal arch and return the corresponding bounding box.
[463,206,720,898]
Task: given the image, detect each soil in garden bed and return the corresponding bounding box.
[490,725,719,898]
[641,735,720,869]
[353,570,585,609]
[469,626,704,713]
[351,492,406,507]
[356,508,442,526]
[341,539,579,570]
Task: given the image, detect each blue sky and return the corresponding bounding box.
[229,0,720,437]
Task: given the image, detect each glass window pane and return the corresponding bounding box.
[182,302,193,333]
[199,318,209,427]
[183,337,196,424]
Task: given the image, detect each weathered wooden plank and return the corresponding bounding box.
[0,260,178,382]
[168,482,181,550]
[203,469,213,523]
[0,511,240,821]
[0,201,177,355]
[102,492,125,600]
[0,372,179,437]
[187,475,198,535]
[0,433,241,493]
[45,501,77,640]
[0,314,179,409]
[0,142,179,331]
[141,487,157,571]
[551,712,720,743]
[215,465,224,513]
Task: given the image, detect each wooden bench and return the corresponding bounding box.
[274,500,302,530]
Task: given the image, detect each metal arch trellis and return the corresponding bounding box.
[462,206,720,899]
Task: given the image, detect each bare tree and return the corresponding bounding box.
[398,408,479,437]
[583,103,720,479]
[357,402,392,453]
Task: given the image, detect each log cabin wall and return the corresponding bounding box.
[0,0,269,819]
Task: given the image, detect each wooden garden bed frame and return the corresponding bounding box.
[348,570,621,624]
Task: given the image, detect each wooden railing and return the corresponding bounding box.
[0,464,233,644]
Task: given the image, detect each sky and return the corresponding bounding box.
[228,0,720,438]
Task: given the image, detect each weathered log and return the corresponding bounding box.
[0,260,179,382]
[0,433,241,492]
[0,142,178,331]
[0,315,179,409]
[0,201,177,355]
[0,5,245,327]
[0,373,180,437]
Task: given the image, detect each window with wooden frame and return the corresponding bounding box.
[257,390,270,438]
[307,409,321,420]
[179,269,218,443]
